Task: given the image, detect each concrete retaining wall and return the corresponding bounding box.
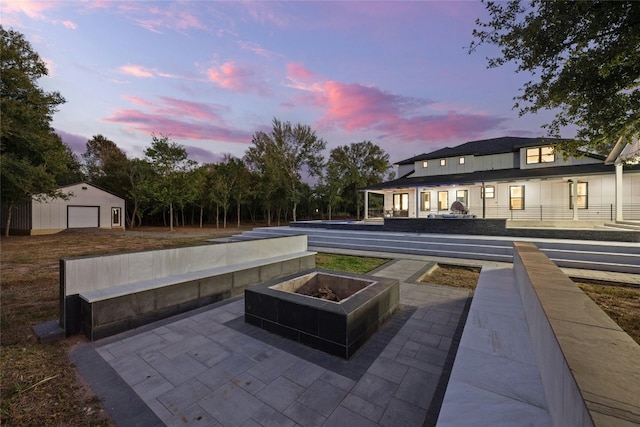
[513,242,640,426]
[290,219,640,242]
[60,235,314,337]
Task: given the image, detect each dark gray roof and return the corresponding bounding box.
[364,163,640,191]
[396,136,597,165]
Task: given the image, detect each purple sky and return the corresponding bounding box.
[3,1,573,165]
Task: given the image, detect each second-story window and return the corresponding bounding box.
[422,161,428,168]
[440,159,446,166]
[526,146,555,164]
[459,157,465,165]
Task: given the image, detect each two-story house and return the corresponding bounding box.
[363,136,640,224]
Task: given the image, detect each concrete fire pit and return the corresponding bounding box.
[244,269,399,359]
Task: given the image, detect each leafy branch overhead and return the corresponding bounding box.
[471,0,640,156]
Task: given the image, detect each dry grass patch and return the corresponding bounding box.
[576,281,640,345]
[0,226,249,426]
[420,264,481,289]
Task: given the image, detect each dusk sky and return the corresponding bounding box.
[3,0,573,165]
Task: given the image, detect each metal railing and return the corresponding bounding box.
[370,204,640,221]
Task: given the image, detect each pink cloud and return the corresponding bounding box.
[379,112,505,141]
[122,95,153,106]
[103,96,251,143]
[206,61,271,95]
[286,63,319,87]
[1,0,54,20]
[155,97,229,124]
[238,41,277,59]
[285,63,506,143]
[62,20,77,29]
[119,64,155,78]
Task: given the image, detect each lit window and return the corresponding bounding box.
[440,159,446,166]
[459,157,465,165]
[456,190,468,205]
[422,161,428,168]
[569,182,588,209]
[438,191,448,210]
[509,185,525,210]
[526,146,555,164]
[393,193,409,211]
[481,185,495,199]
[420,192,431,211]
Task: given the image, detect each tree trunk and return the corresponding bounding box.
[329,204,332,221]
[4,201,13,237]
[292,202,297,222]
[199,206,203,228]
[237,203,241,228]
[169,203,174,231]
[216,204,219,229]
[223,206,227,228]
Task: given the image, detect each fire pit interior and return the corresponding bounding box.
[245,269,399,359]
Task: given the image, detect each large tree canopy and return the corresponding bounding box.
[326,141,392,219]
[245,118,326,222]
[471,1,640,156]
[1,26,70,235]
[144,134,194,231]
[82,134,130,197]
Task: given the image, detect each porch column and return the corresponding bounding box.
[571,179,579,221]
[615,162,623,221]
[415,189,420,218]
[364,190,369,220]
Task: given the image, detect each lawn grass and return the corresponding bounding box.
[315,253,389,274]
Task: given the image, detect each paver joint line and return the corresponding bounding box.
[74,257,470,427]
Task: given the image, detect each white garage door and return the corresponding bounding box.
[68,206,99,228]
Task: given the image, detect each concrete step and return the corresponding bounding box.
[232,226,639,274]
[600,221,640,231]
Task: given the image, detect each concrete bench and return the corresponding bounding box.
[439,242,640,426]
[58,235,315,340]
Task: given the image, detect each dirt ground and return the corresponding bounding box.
[1,226,249,426]
[1,228,638,425]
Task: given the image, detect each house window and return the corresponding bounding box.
[569,182,588,209]
[509,185,525,210]
[420,192,431,211]
[438,191,449,210]
[440,159,446,166]
[481,185,495,199]
[422,161,428,168]
[526,146,555,164]
[456,190,468,205]
[459,157,465,165]
[393,193,409,212]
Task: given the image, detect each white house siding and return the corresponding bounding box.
[472,153,515,172]
[377,172,639,222]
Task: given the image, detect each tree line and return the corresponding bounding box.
[79,125,393,231]
[1,23,392,234]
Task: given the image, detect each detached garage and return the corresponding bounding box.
[5,182,125,235]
